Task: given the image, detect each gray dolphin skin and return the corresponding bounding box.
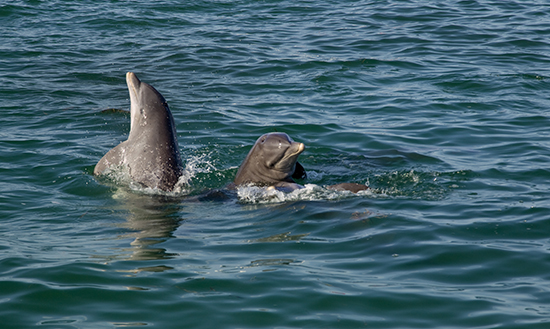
[233,132,368,193]
[94,72,184,191]
[327,182,368,193]
[234,132,305,191]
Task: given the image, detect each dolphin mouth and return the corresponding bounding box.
[283,142,305,160]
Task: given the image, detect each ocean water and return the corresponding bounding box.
[2,0,550,328]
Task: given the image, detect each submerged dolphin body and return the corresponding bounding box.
[94,72,183,191]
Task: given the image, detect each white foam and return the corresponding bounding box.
[236,183,373,204]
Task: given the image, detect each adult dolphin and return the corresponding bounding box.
[94,72,184,192]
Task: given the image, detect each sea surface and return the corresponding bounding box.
[2,1,550,328]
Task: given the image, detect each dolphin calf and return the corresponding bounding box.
[94,72,184,192]
[233,132,368,193]
[233,132,306,191]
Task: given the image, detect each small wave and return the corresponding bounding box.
[369,169,459,200]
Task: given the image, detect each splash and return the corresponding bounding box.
[98,151,219,196]
[184,152,218,176]
[236,184,372,204]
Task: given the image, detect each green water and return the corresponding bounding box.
[2,1,550,328]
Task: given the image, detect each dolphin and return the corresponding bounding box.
[233,132,306,191]
[94,72,184,192]
[233,132,368,193]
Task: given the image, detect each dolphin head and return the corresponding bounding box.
[260,133,305,172]
[126,72,175,138]
[234,132,306,186]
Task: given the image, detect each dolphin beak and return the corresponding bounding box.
[287,142,305,157]
[127,72,141,131]
[126,72,140,90]
[126,72,140,100]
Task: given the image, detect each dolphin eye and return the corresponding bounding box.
[261,138,266,143]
